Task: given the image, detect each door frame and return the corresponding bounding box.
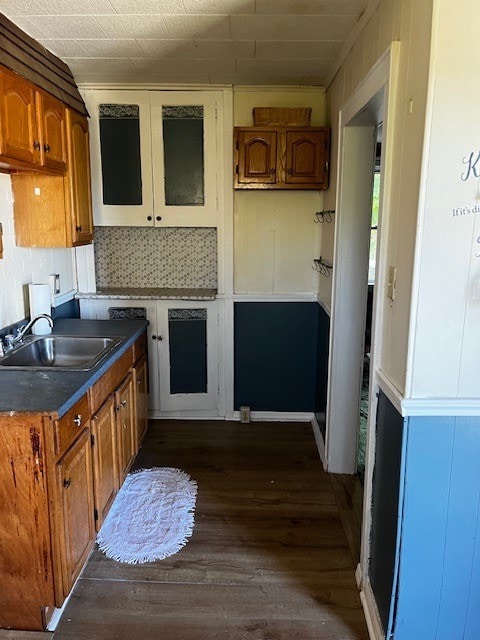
[325,42,400,586]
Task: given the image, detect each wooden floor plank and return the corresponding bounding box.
[53,421,368,640]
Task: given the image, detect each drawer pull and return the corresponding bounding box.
[33,140,41,151]
[44,143,51,153]
[63,478,71,489]
[73,414,82,426]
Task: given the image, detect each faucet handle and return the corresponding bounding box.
[4,334,15,350]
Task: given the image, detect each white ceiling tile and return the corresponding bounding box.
[0,0,43,16]
[252,74,304,85]
[255,0,367,16]
[38,39,90,58]
[18,0,117,15]
[94,14,169,39]
[109,0,185,14]
[236,58,331,75]
[231,14,357,40]
[5,16,51,39]
[73,71,211,83]
[131,58,236,75]
[75,39,146,57]
[162,14,231,39]
[64,58,137,73]
[25,15,108,39]
[301,73,328,85]
[255,40,343,59]
[192,39,254,58]
[137,39,196,57]
[183,0,255,14]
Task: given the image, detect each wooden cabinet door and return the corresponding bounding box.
[285,129,327,186]
[56,429,95,597]
[66,109,93,245]
[0,69,39,164]
[134,355,149,447]
[237,129,277,185]
[91,396,118,530]
[115,372,136,481]
[37,91,67,172]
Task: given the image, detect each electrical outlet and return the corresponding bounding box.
[387,266,397,302]
[240,405,251,424]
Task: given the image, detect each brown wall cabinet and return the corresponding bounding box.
[234,126,330,190]
[0,330,148,631]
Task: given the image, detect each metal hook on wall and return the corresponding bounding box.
[312,257,333,277]
[314,210,335,224]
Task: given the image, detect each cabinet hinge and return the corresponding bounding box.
[91,433,95,447]
[94,508,98,522]
[114,405,120,414]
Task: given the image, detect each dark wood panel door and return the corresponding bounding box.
[66,108,93,245]
[237,130,277,184]
[91,396,118,530]
[116,372,136,482]
[0,69,39,164]
[134,355,149,447]
[285,129,327,186]
[56,429,95,598]
[37,91,67,172]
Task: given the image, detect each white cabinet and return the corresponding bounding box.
[85,89,222,228]
[79,298,219,417]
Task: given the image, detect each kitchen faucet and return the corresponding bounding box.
[2,314,54,352]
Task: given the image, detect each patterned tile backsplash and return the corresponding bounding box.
[94,227,217,289]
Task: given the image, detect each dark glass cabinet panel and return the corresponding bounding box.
[168,308,207,394]
[99,104,142,205]
[162,106,204,206]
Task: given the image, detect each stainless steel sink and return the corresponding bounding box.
[0,335,123,370]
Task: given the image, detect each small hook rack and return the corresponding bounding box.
[312,257,333,277]
[314,210,335,224]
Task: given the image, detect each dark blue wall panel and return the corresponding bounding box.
[370,390,404,632]
[234,302,324,412]
[52,298,80,320]
[315,305,330,436]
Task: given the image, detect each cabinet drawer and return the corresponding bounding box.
[54,394,89,456]
[89,347,133,415]
[132,331,147,364]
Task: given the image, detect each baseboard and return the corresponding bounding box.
[232,411,314,422]
[360,577,385,640]
[148,411,224,420]
[311,414,327,469]
[0,632,52,639]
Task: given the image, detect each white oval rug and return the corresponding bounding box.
[97,467,197,564]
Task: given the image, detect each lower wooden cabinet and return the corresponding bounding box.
[116,372,136,482]
[91,395,118,530]
[0,328,148,632]
[56,428,95,598]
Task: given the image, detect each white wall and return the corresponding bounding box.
[0,174,76,328]
[408,0,480,399]
[233,88,325,295]
[324,0,434,395]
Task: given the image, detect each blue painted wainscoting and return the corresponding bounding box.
[393,414,480,640]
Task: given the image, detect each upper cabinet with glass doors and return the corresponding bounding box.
[85,90,221,227]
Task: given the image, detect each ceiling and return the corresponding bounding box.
[1,0,369,86]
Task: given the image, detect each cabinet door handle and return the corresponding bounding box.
[286,168,293,175]
[33,140,41,151]
[63,478,71,489]
[44,143,51,153]
[137,378,142,385]
[152,335,162,341]
[269,168,275,174]
[121,400,127,407]
[76,225,82,232]
[73,414,82,426]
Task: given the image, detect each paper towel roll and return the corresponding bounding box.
[28,284,52,335]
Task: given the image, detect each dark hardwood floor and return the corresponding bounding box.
[53,420,368,640]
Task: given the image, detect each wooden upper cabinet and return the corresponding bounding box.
[234,125,330,190]
[0,68,39,165]
[237,130,277,184]
[36,92,67,172]
[66,109,93,245]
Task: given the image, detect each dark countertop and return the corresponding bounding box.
[0,318,148,419]
[76,288,217,300]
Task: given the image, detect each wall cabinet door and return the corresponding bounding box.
[37,92,67,172]
[134,354,149,446]
[157,300,219,412]
[237,130,277,185]
[91,396,118,530]
[115,372,136,481]
[66,109,93,245]
[285,129,327,186]
[56,429,95,598]
[0,68,39,165]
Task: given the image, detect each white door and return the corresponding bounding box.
[157,300,219,412]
